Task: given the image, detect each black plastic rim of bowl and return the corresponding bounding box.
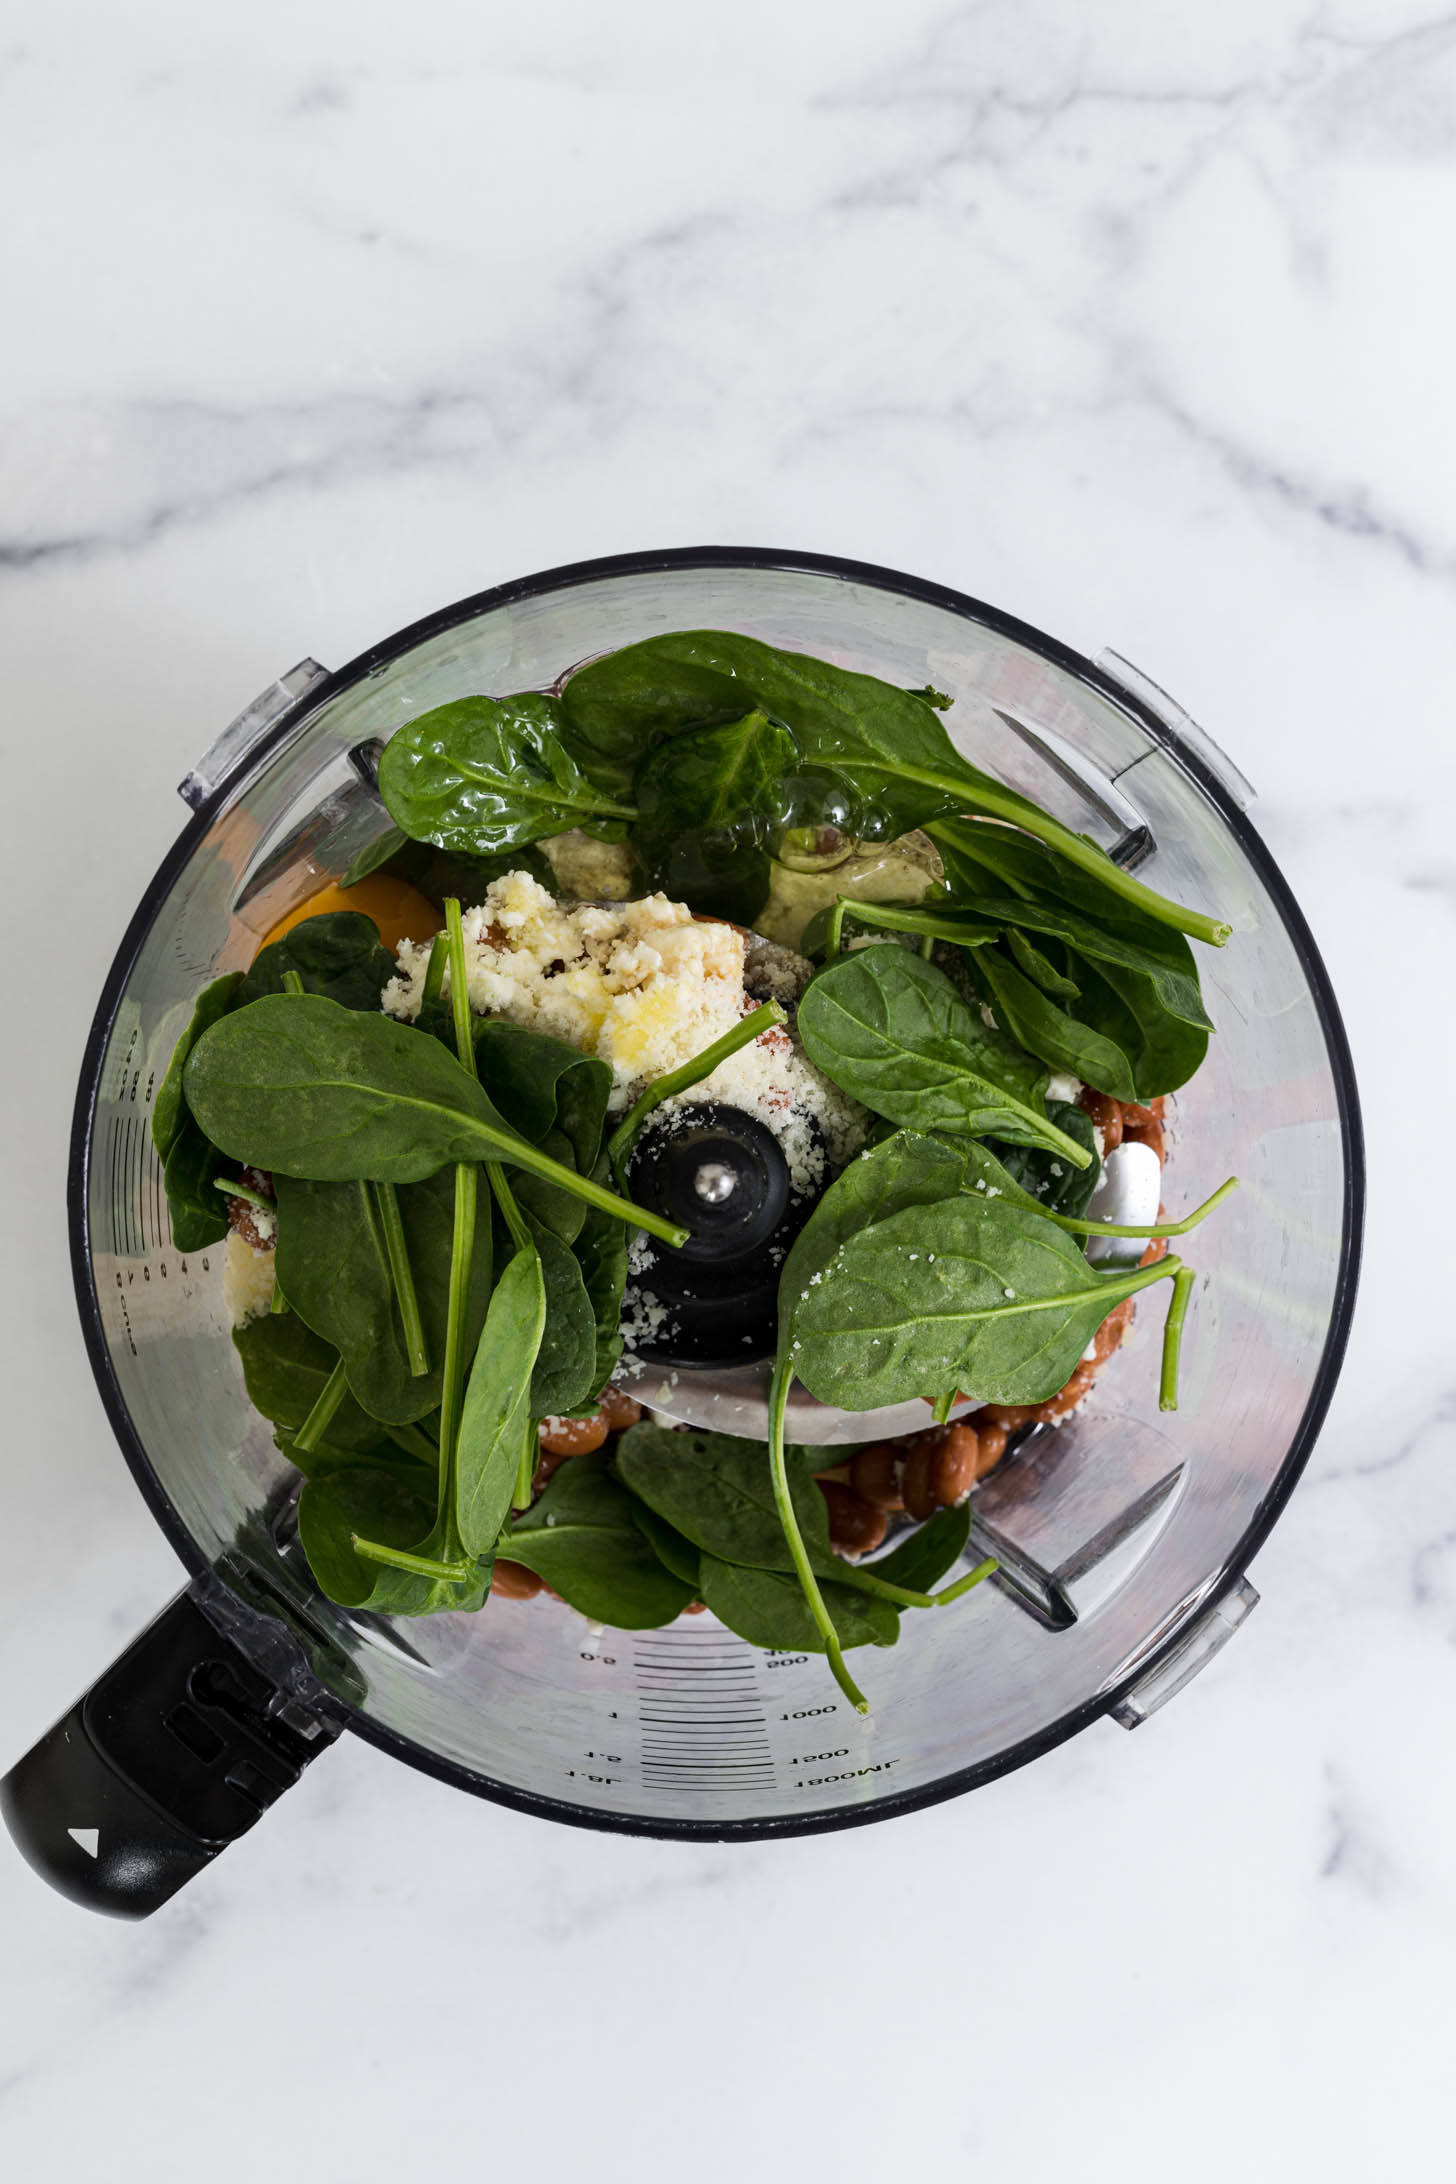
[66,545,1366,1843]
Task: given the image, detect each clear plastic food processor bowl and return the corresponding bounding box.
[3,550,1362,1915]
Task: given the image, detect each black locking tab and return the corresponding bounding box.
[1,1586,342,1918]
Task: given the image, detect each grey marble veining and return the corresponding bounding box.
[2,4,1453,2179]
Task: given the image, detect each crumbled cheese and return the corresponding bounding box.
[384,872,747,1110]
[1046,1071,1083,1104]
[223,1232,276,1325]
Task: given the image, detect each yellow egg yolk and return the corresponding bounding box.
[260,873,441,957]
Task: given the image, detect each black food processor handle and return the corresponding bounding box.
[1,1581,343,1918]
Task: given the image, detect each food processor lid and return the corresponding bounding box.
[56,547,1364,1852]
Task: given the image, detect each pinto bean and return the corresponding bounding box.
[1079,1087,1123,1152]
[1033,1360,1096,1423]
[538,1412,610,1458]
[491,1559,543,1601]
[224,1165,276,1252]
[976,1401,1043,1433]
[849,1442,906,1511]
[901,1443,938,1523]
[972,1421,1009,1477]
[817,1480,887,1557]
[929,1423,982,1507]
[597,1385,643,1432]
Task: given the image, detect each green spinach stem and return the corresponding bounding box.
[768,1361,868,1713]
[933,1555,998,1605]
[513,1409,536,1513]
[270,1271,288,1315]
[931,1388,956,1426]
[294,1357,348,1455]
[349,1537,473,1582]
[212,1175,273,1213]
[489,1167,533,1254]
[1046,1175,1239,1243]
[606,999,787,1189]
[282,968,307,996]
[421,931,448,1006]
[386,1420,440,1467]
[839,1568,938,1610]
[921,799,1231,946]
[373,1180,430,1376]
[430,898,483,1563]
[445,898,474,1060]
[824,898,848,960]
[1159,1262,1196,1412]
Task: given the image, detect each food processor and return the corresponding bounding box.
[0,548,1363,1918]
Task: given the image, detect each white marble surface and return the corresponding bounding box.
[2,3,1453,2176]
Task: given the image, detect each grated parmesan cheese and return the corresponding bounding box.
[384,872,749,1110]
[223,1233,276,1325]
[383,870,868,1186]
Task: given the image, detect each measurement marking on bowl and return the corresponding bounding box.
[628,1633,777,1793]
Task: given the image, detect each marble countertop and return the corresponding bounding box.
[3,4,1452,2176]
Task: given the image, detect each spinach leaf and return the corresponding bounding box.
[378,693,636,856]
[797,946,1088,1166]
[476,1020,611,1243]
[777,1129,976,1312]
[161,1125,234,1253]
[614,1423,841,1579]
[153,973,242,1163]
[868,1504,973,1593]
[237,912,398,1013]
[789,1195,1184,1411]
[475,1021,611,1171]
[343,828,557,903]
[630,710,794,920]
[340,825,410,889]
[528,1222,600,1417]
[970,943,1138,1102]
[273,1431,436,1494]
[572,1203,628,1398]
[633,709,796,837]
[560,630,1043,842]
[988,1100,1102,1221]
[454,1242,546,1559]
[503,1450,697,1627]
[183,994,686,1246]
[297,1466,489,1615]
[936,892,1210,1031]
[697,1557,898,1654]
[561,631,1229,947]
[845,867,1211,1038]
[233,1313,391,1453]
[1004,926,1081,1000]
[1064,955,1210,1101]
[153,973,244,1250]
[628,1501,704,1589]
[512,1126,588,1245]
[273,1167,493,1425]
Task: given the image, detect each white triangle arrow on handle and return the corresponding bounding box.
[67,1826,100,1859]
